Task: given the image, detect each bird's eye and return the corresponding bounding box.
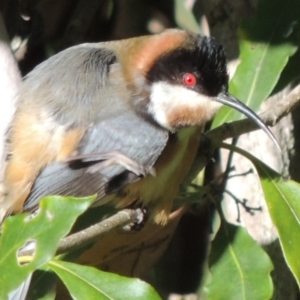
[183,73,197,87]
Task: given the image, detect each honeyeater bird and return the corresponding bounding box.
[0,29,278,225]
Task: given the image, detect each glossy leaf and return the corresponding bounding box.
[273,47,300,94]
[25,268,58,300]
[47,260,162,300]
[0,195,95,298]
[220,143,300,287]
[204,222,273,300]
[213,0,298,128]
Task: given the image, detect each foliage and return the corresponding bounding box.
[0,196,161,300]
[204,223,273,300]
[47,260,161,300]
[0,195,94,299]
[204,0,300,298]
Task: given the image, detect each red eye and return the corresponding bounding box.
[183,73,197,87]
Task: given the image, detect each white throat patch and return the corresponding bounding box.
[148,81,222,130]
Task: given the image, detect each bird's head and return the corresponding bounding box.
[119,29,277,147]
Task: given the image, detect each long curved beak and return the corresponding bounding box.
[215,92,280,151]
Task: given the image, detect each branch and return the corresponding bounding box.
[206,83,300,142]
[184,84,300,186]
[57,209,137,254]
[18,209,138,260]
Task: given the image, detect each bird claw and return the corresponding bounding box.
[122,207,148,231]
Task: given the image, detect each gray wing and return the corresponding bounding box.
[21,43,129,128]
[24,111,168,211]
[18,43,168,211]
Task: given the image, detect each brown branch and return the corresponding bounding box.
[184,84,300,185]
[17,209,138,259]
[56,209,138,255]
[206,84,300,142]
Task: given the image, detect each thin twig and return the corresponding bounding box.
[184,84,300,198]
[56,209,138,255]
[17,209,138,259]
[206,84,300,142]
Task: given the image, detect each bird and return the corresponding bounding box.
[0,29,278,225]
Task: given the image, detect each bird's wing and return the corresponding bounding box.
[3,42,167,212]
[25,110,168,211]
[21,44,124,127]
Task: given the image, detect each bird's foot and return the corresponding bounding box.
[122,207,148,231]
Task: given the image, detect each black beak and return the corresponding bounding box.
[215,92,280,150]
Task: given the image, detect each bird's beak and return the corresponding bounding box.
[215,92,280,150]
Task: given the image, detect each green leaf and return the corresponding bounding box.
[213,0,298,128]
[204,222,273,300]
[273,47,300,94]
[0,195,95,298]
[25,268,58,300]
[47,260,162,300]
[220,143,300,287]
